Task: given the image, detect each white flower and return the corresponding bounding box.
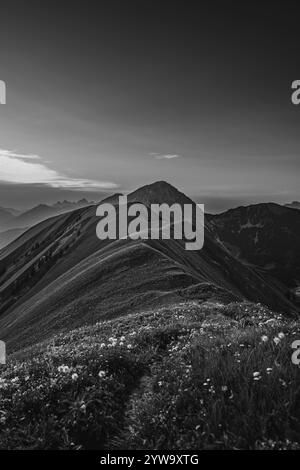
[71,373,78,381]
[261,335,269,342]
[253,371,262,381]
[127,344,133,350]
[221,386,228,392]
[278,332,285,339]
[266,368,273,375]
[58,365,71,373]
[273,337,280,345]
[98,370,106,378]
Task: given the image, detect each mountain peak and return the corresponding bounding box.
[128,180,192,206]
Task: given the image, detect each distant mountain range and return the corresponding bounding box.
[285,201,300,210]
[0,199,94,248]
[0,181,298,353]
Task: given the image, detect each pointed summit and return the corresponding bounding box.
[128,180,193,206]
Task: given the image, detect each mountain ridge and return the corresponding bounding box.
[0,181,298,354]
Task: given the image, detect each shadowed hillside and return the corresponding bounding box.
[210,203,300,288]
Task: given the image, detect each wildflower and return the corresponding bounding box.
[58,365,71,373]
[127,344,133,350]
[221,386,228,392]
[266,368,273,375]
[273,337,280,345]
[71,373,78,381]
[278,332,285,339]
[253,371,262,381]
[261,335,269,342]
[98,370,106,378]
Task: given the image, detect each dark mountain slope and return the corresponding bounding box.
[210,203,300,288]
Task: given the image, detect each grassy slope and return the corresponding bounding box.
[0,240,201,352]
[0,299,299,450]
[1,223,296,353]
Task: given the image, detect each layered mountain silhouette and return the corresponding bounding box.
[0,181,298,352]
[0,199,94,249]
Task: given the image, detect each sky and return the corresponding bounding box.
[0,1,299,212]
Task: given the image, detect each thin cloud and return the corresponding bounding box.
[0,149,41,160]
[150,152,181,160]
[0,149,118,191]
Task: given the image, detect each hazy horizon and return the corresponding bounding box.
[0,179,298,215]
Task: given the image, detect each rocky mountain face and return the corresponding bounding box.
[209,203,300,290]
